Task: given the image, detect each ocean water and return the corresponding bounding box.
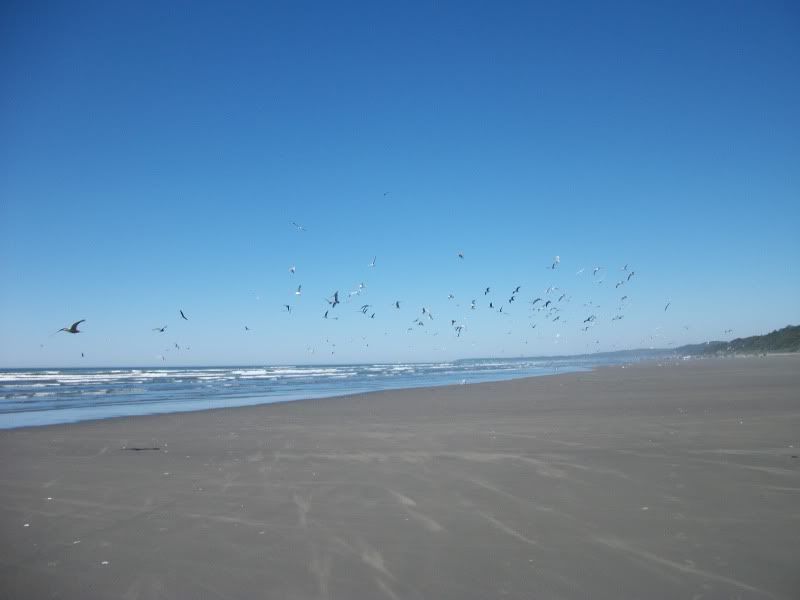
[0,352,667,428]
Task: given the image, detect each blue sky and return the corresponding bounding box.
[1,1,798,367]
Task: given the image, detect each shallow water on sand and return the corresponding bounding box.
[0,352,666,427]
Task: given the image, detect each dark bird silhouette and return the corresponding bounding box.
[513,286,521,294]
[180,310,189,321]
[284,305,291,313]
[394,301,401,309]
[327,291,340,307]
[458,252,465,259]
[664,302,671,312]
[369,256,376,268]
[531,297,542,306]
[57,320,85,334]
[152,325,168,333]
[627,271,635,281]
[484,287,490,295]
[290,221,306,232]
[544,300,552,308]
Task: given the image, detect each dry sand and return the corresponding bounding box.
[1,355,799,599]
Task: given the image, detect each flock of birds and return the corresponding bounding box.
[51,220,695,362]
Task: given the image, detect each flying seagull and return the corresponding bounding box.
[369,256,376,268]
[484,287,490,295]
[295,285,302,296]
[152,325,168,333]
[327,291,340,308]
[550,255,560,270]
[180,310,189,321]
[395,301,401,309]
[289,265,296,274]
[627,271,635,281]
[56,320,85,334]
[664,302,671,312]
[458,252,465,259]
[290,221,306,232]
[284,304,291,313]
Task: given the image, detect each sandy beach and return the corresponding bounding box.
[0,355,798,599]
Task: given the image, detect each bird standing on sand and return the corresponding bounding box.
[56,320,85,334]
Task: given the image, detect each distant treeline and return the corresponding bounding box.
[675,325,800,356]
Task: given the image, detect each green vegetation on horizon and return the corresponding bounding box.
[675,325,800,356]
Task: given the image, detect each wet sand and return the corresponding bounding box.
[1,355,798,599]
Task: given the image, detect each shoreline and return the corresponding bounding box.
[3,352,794,431]
[1,355,658,432]
[1,354,798,599]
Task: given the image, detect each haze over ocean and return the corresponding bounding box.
[1,2,798,367]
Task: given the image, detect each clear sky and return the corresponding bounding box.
[1,1,798,367]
